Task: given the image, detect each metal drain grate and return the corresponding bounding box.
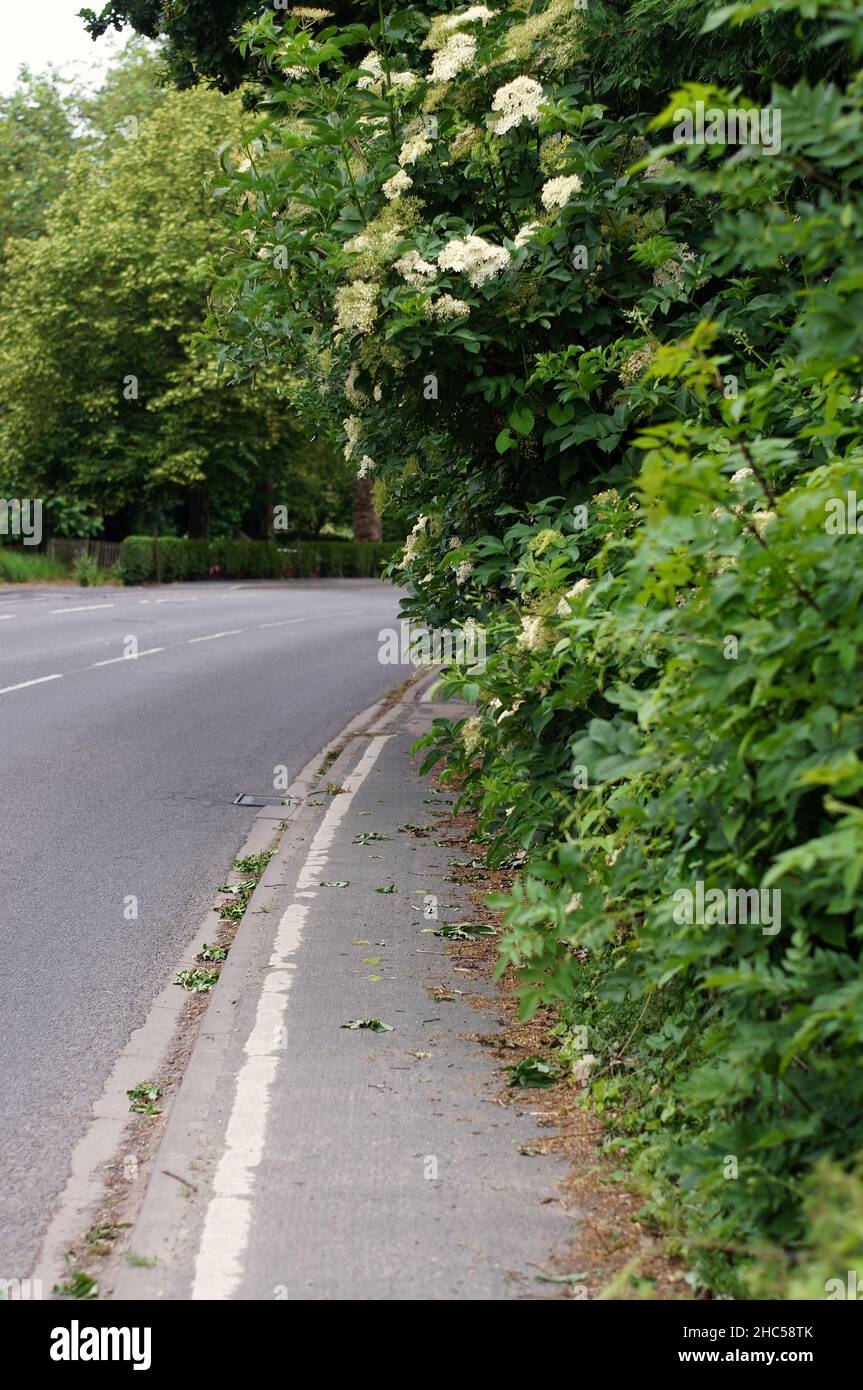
[233,794,298,808]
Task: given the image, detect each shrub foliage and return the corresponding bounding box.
[206,0,863,1293]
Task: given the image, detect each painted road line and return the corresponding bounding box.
[0,614,15,620]
[90,648,164,668]
[191,734,392,1301]
[0,673,63,695]
[257,619,310,629]
[188,630,242,644]
[50,604,115,614]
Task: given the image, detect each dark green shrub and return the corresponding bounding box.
[120,535,393,584]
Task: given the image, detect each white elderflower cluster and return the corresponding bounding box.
[730,466,754,485]
[556,577,590,615]
[357,51,384,89]
[541,173,583,209]
[394,250,438,288]
[342,416,362,460]
[437,234,510,287]
[645,156,675,179]
[514,221,540,249]
[290,7,333,19]
[443,5,496,28]
[398,132,433,167]
[334,279,378,335]
[391,70,420,92]
[490,76,545,134]
[752,510,778,535]
[382,168,413,200]
[402,514,428,563]
[516,614,551,653]
[653,242,698,290]
[454,559,474,585]
[619,347,653,386]
[426,293,471,321]
[373,383,383,401]
[357,455,376,479]
[430,32,477,82]
[461,716,482,755]
[344,227,401,261]
[344,362,367,408]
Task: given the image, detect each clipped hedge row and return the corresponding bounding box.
[120,536,394,585]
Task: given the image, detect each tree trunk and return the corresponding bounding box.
[187,489,210,540]
[352,476,382,542]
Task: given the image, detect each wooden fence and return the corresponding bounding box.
[45,538,123,569]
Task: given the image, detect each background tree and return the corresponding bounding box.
[0,47,349,539]
[0,68,82,258]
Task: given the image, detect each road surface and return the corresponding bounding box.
[0,579,403,1280]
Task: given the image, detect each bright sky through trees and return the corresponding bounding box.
[0,0,127,93]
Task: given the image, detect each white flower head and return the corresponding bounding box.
[394,249,438,289]
[357,454,376,479]
[437,234,510,287]
[443,5,496,29]
[383,168,413,200]
[514,221,540,250]
[430,32,477,82]
[653,242,698,290]
[462,716,482,755]
[342,415,362,460]
[427,293,470,321]
[398,132,433,167]
[490,76,544,134]
[752,509,777,534]
[454,558,474,585]
[402,514,428,563]
[516,614,551,653]
[357,50,384,90]
[334,279,378,335]
[541,173,583,210]
[345,361,367,408]
[730,467,754,485]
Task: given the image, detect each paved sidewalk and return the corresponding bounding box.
[114,679,573,1300]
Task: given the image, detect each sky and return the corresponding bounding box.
[0,0,129,95]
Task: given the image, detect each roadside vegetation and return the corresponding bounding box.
[25,0,863,1297]
[156,0,862,1297]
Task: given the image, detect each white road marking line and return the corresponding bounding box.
[0,673,63,695]
[0,614,14,620]
[50,604,115,614]
[191,734,391,1301]
[257,619,310,629]
[91,648,164,668]
[188,630,242,643]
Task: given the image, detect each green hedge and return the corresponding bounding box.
[120,536,394,585]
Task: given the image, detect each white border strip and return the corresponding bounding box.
[191,734,391,1300]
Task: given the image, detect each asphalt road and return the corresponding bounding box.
[0,579,404,1280]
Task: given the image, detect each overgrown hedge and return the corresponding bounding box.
[120,536,393,584]
[206,0,863,1296]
